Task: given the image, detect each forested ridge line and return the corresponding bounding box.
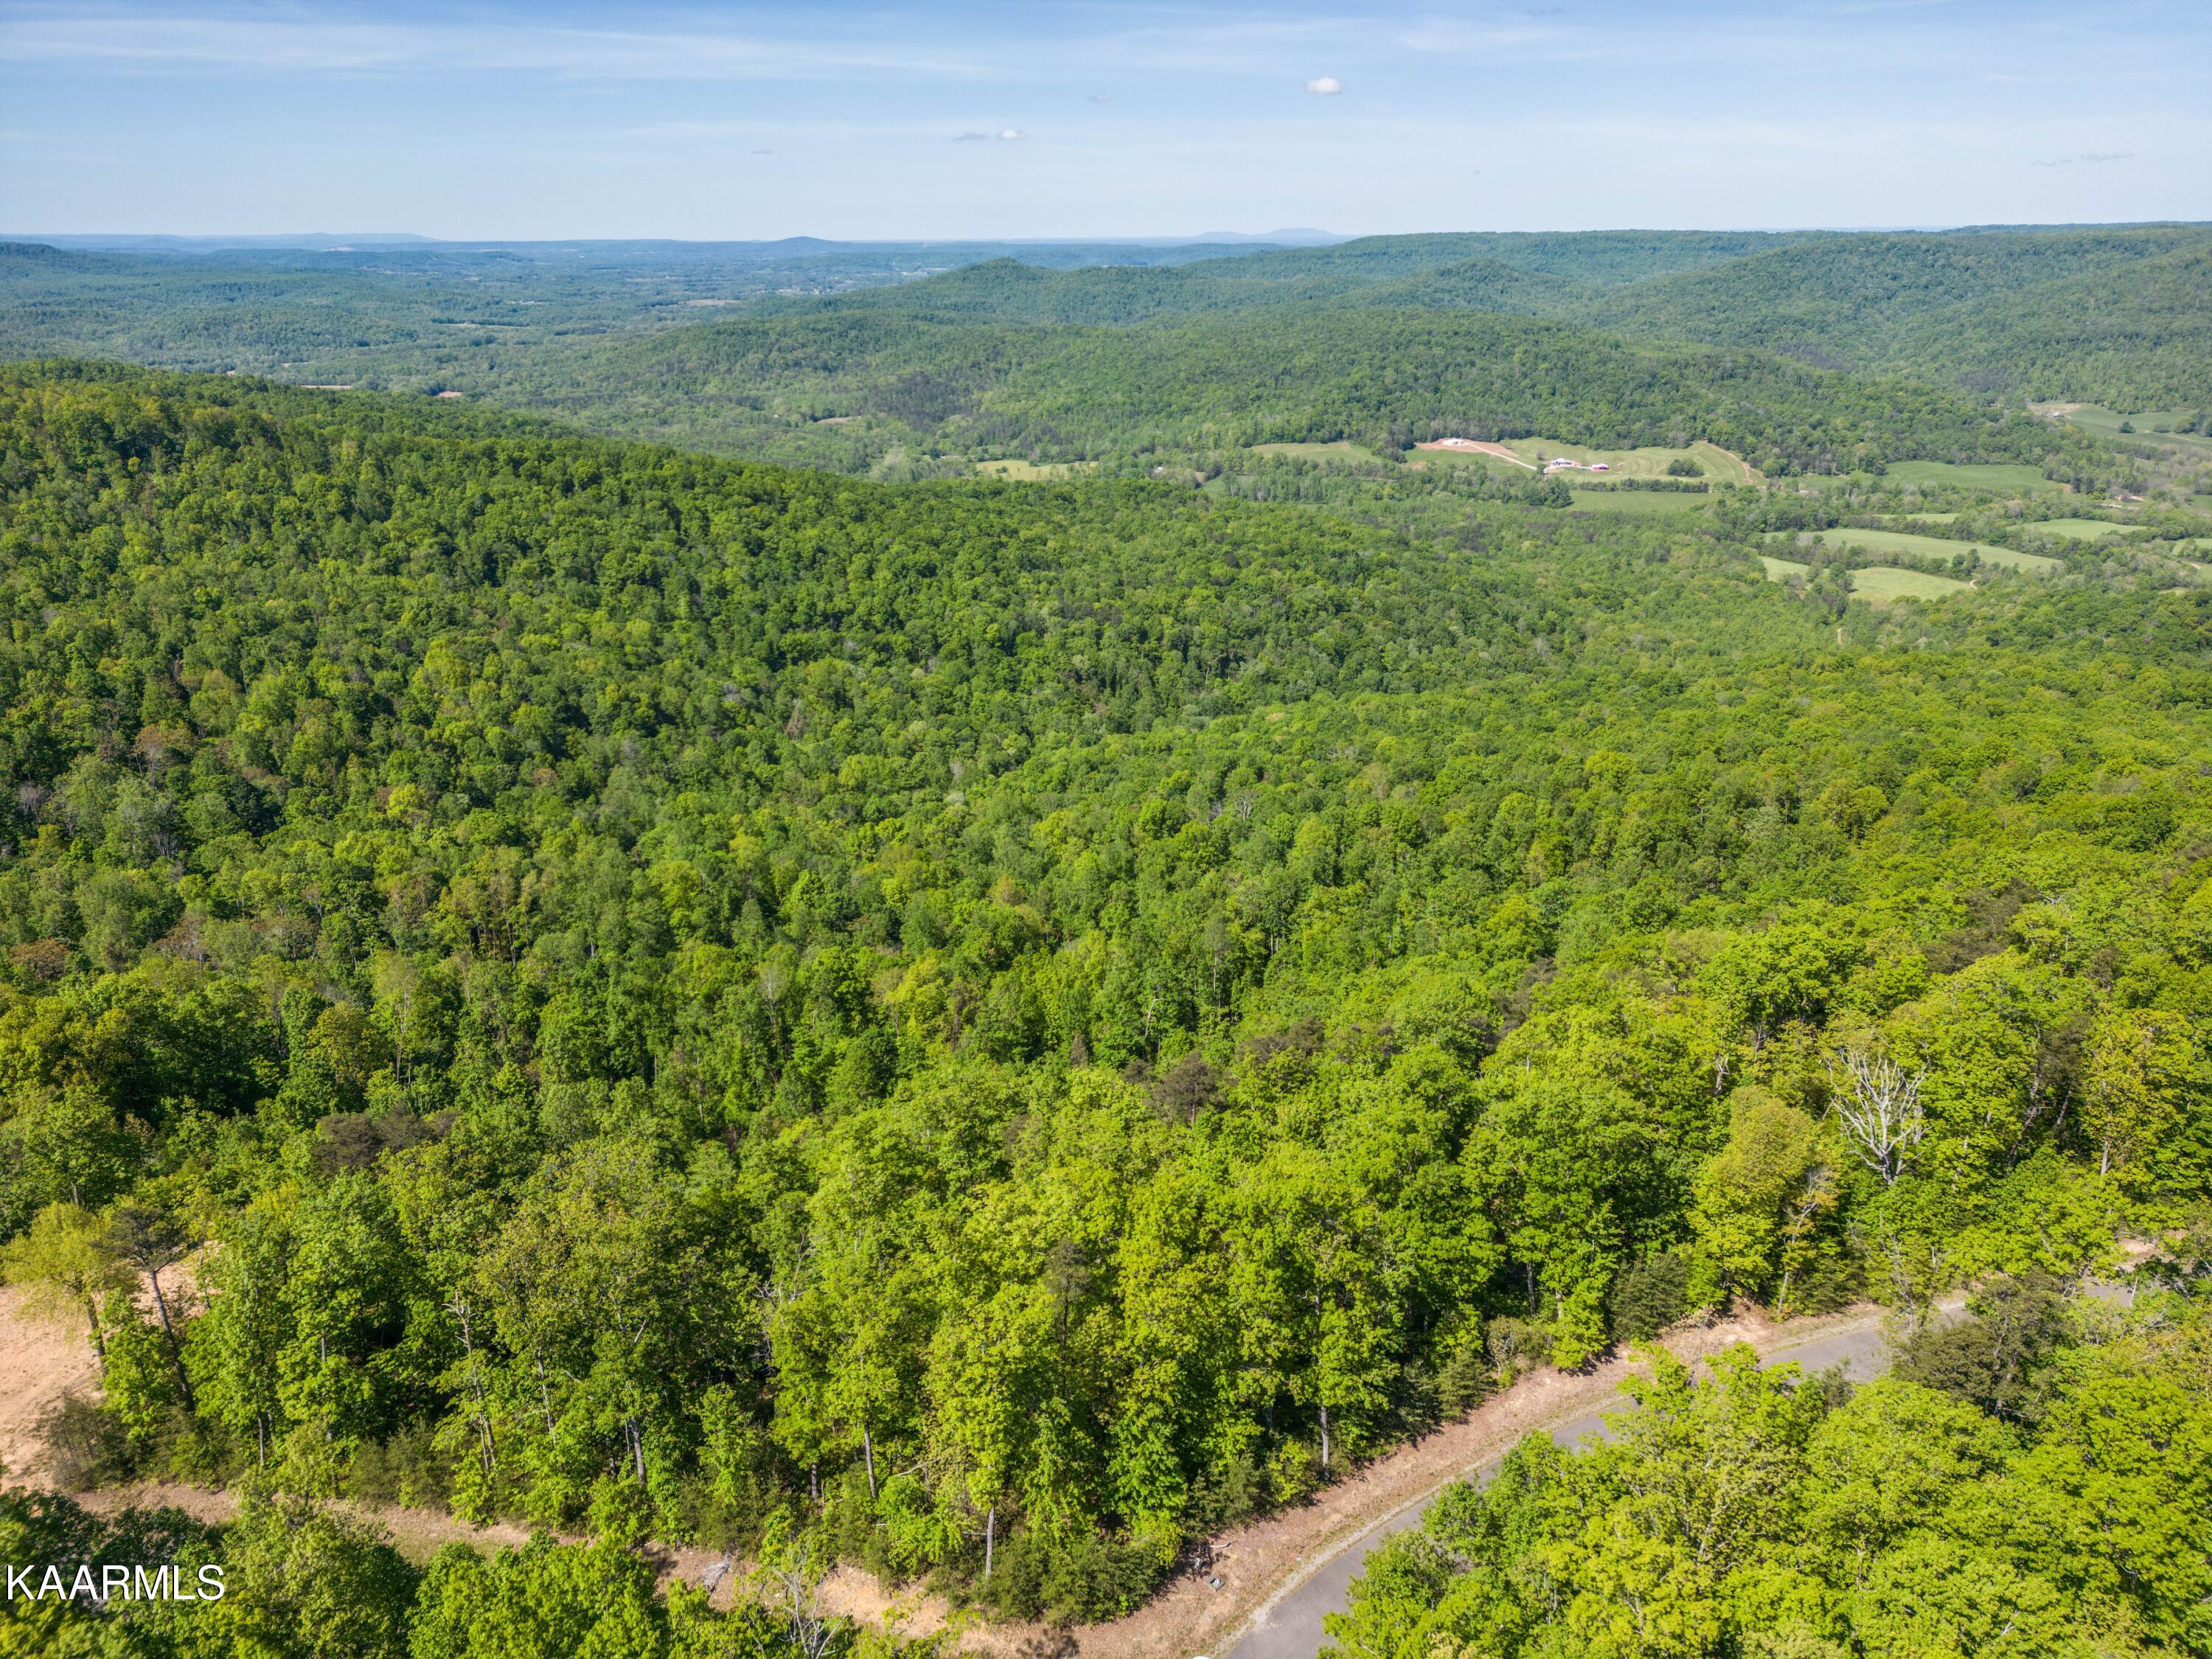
[0,362,2208,1657]
[8,226,2193,481]
[746,222,2212,411]
[521,305,2106,481]
[1571,231,2212,410]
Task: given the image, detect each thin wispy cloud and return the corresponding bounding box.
[1051,10,1364,77]
[1,1,2201,239]
[0,13,981,80]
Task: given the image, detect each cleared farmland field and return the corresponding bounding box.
[1884,461,2062,493]
[1567,489,1710,515]
[974,458,1097,480]
[1795,527,2062,574]
[1849,566,1971,601]
[2021,518,2138,543]
[2053,406,2212,457]
[1416,437,1754,485]
[1760,555,1811,580]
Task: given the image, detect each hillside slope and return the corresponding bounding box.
[0,366,2206,1645]
[507,303,2091,479]
[1573,227,2212,405]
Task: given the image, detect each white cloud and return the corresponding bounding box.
[1304,75,1343,94]
[999,128,1027,140]
[0,14,979,80]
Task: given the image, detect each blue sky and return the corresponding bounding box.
[2,1,2205,240]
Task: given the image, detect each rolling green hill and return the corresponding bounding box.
[1,362,2208,1651]
[806,231,1809,325]
[3,226,2195,487]
[494,305,2092,481]
[1571,226,2212,406]
[0,234,1294,379]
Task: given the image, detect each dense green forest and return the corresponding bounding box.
[1,361,2208,1656]
[1579,230,2212,410]
[0,234,1279,387]
[7,226,2206,477]
[800,223,2212,411]
[474,306,2103,481]
[0,1483,880,1659]
[1324,1275,2212,1659]
[772,231,1809,326]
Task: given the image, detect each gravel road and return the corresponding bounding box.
[1217,1315,1906,1659]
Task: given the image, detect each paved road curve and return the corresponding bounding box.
[1217,1319,1904,1659]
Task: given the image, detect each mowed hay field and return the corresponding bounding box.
[1883,461,2062,494]
[1248,441,1382,464]
[1568,489,1711,515]
[975,458,1096,481]
[2021,518,2140,543]
[2051,405,2212,457]
[1760,555,1812,580]
[1849,566,1972,601]
[1413,437,1756,485]
[1795,527,2062,574]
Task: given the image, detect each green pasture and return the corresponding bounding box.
[1537,438,1753,484]
[1407,445,1526,476]
[1760,555,1810,580]
[1567,489,1711,515]
[1248,441,1381,465]
[1796,526,2061,574]
[1882,461,2062,494]
[1848,566,1971,602]
[975,458,1096,481]
[1972,546,2064,573]
[1413,437,1754,485]
[2020,517,2138,543]
[2053,406,2212,456]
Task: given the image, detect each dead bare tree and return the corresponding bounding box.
[750,1515,839,1659]
[1829,1047,1926,1187]
[105,1204,195,1412]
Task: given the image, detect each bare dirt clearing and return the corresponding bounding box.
[0,1284,100,1484]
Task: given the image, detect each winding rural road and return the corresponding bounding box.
[1216,1313,1912,1659]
